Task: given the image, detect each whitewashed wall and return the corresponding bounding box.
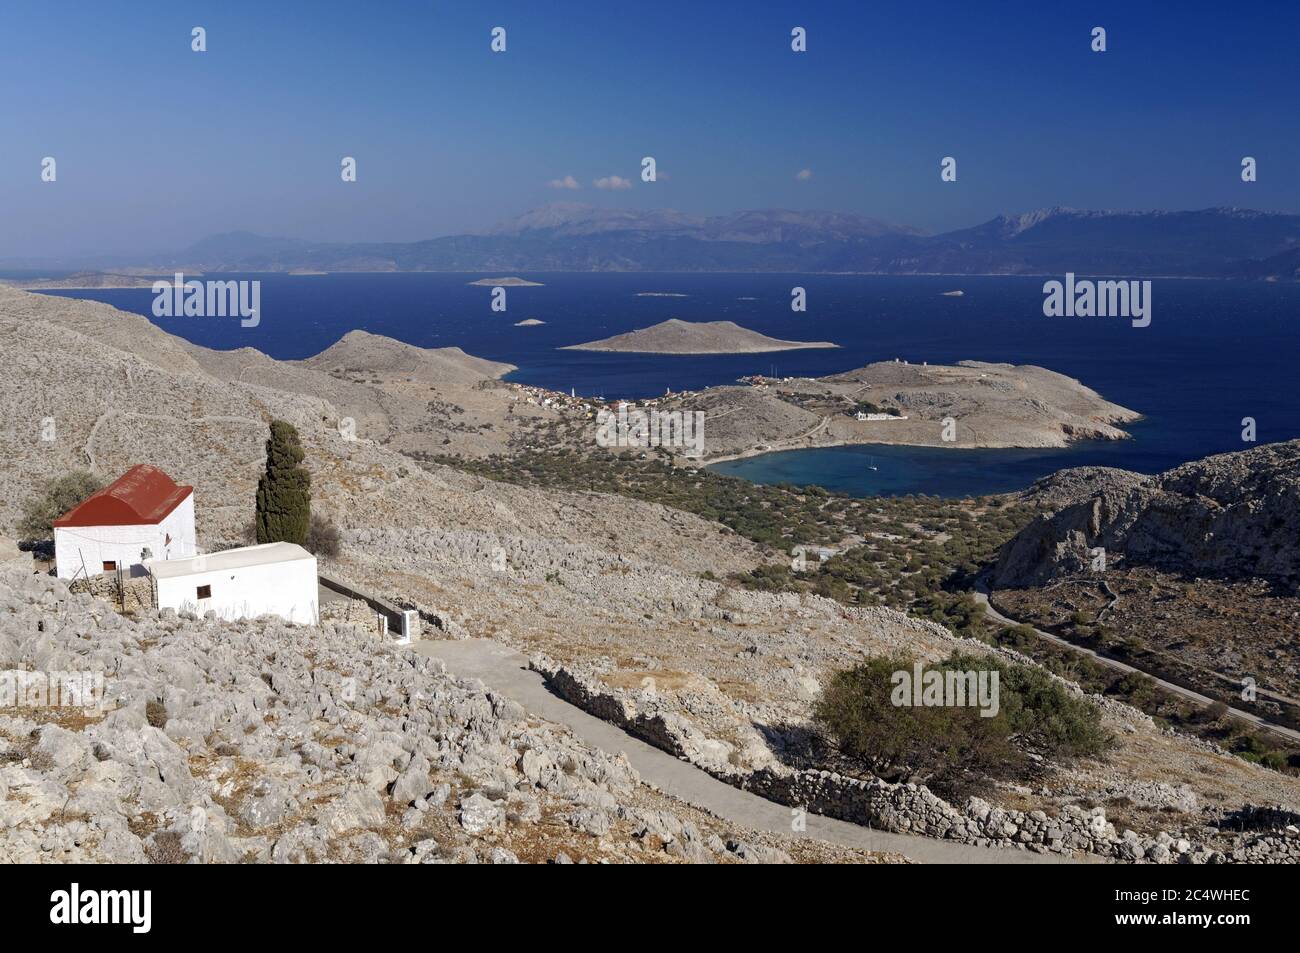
[157,496,197,562]
[55,524,161,579]
[53,496,197,579]
[154,555,319,625]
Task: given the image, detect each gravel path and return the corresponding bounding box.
[414,638,1082,864]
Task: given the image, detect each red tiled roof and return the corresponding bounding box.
[53,465,193,528]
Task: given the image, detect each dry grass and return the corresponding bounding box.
[0,704,107,736]
[144,830,188,864]
[602,669,695,693]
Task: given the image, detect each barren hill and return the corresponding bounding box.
[303,329,516,385]
[466,276,543,287]
[562,319,838,354]
[0,286,549,536]
[994,440,1300,589]
[990,441,1300,740]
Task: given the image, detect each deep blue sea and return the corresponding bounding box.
[45,273,1300,498]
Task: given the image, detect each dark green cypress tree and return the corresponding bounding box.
[255,420,311,545]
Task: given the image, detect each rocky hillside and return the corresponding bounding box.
[0,569,891,864]
[5,287,1300,864]
[0,285,585,536]
[994,441,1300,588]
[302,330,517,384]
[1014,466,1151,511]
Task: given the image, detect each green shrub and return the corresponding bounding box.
[1112,670,1158,704]
[814,651,1110,795]
[304,512,342,559]
[1261,750,1290,771]
[1198,700,1230,724]
[18,470,103,540]
[735,563,800,592]
[987,653,1112,758]
[813,654,1016,796]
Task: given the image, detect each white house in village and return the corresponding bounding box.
[854,411,910,422]
[53,465,197,580]
[146,542,319,625]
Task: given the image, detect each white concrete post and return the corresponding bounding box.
[398,609,419,645]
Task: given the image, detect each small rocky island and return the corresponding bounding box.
[562,318,838,354]
[467,276,544,287]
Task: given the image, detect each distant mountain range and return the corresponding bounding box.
[21,205,1300,279]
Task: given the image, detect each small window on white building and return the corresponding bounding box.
[196,584,212,600]
[103,561,117,572]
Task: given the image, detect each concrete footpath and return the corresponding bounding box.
[413,638,1082,864]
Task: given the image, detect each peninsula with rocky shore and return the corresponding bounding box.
[1,271,189,290]
[647,359,1141,463]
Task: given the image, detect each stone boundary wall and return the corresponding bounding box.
[318,572,405,632]
[533,658,1300,864]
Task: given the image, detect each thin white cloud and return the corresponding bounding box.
[593,175,633,191]
[796,168,813,181]
[547,175,581,190]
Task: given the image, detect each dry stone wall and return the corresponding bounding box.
[532,656,1300,863]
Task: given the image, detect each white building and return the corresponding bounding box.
[147,542,319,625]
[53,465,197,580]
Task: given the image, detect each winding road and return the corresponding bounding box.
[972,579,1300,745]
[413,637,1082,864]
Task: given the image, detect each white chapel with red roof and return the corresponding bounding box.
[52,465,197,580]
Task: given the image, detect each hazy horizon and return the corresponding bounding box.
[4,0,1300,259]
[17,200,1300,268]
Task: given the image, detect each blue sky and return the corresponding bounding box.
[2,0,1298,257]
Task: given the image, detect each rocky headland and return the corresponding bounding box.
[2,272,183,290]
[995,442,1300,590]
[668,359,1140,462]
